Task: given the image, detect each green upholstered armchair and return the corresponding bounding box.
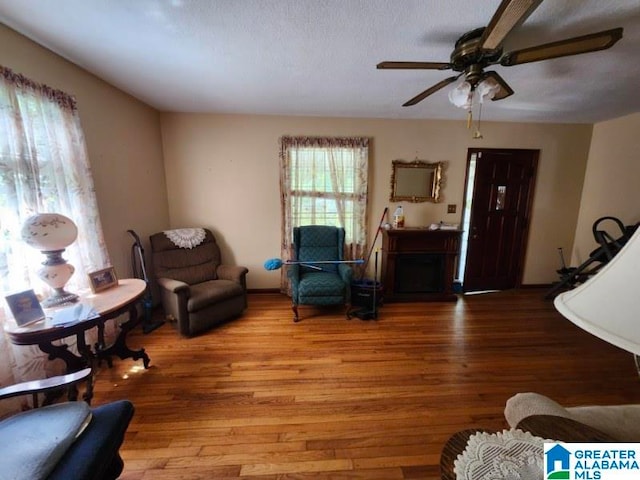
[288,225,353,322]
[149,228,248,336]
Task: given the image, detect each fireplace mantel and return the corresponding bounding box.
[381,228,462,302]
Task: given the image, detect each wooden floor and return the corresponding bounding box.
[92,290,640,479]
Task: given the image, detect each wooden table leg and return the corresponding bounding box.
[37,340,90,404]
[97,304,151,369]
[75,332,96,403]
[95,322,113,368]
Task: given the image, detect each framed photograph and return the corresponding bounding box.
[5,289,46,326]
[88,266,118,293]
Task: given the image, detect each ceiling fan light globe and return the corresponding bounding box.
[477,77,501,103]
[449,80,472,108]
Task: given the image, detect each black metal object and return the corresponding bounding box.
[348,206,388,320]
[127,229,165,334]
[359,207,388,281]
[544,217,638,300]
[348,250,381,320]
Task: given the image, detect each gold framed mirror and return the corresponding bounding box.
[390,159,443,203]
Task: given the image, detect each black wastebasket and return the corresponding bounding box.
[351,279,383,307]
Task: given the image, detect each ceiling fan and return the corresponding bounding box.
[378,0,623,107]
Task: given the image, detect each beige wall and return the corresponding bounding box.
[572,112,640,265]
[0,24,170,279]
[160,113,593,288]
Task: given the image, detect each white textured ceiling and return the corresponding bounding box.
[1,0,639,123]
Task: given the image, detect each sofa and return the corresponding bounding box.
[505,392,640,441]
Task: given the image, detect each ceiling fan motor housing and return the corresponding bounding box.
[450,27,503,76]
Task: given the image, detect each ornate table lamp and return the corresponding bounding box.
[21,213,79,307]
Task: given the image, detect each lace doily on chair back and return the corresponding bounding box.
[163,228,206,249]
[454,429,552,480]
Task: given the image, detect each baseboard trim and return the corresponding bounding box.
[247,288,283,294]
[249,285,554,294]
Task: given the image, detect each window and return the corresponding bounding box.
[0,66,109,296]
[279,136,369,287]
[0,66,110,411]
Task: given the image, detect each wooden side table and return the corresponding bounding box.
[440,415,616,479]
[5,278,151,403]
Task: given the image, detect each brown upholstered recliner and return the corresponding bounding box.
[149,228,248,336]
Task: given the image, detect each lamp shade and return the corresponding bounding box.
[448,80,472,109]
[554,227,640,355]
[21,213,78,251]
[476,77,501,103]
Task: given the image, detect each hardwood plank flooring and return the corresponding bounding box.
[91,290,640,479]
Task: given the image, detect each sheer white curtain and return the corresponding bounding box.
[279,136,369,292]
[0,66,110,413]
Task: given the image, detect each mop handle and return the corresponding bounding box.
[360,207,388,279]
[557,247,567,270]
[284,259,364,265]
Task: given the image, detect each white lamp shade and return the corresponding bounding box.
[21,213,78,251]
[554,227,640,355]
[476,77,501,103]
[448,80,472,109]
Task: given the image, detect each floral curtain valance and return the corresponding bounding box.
[0,66,78,112]
[279,135,370,149]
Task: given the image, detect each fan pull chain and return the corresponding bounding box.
[473,102,484,139]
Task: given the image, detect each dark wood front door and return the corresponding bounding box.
[462,148,538,292]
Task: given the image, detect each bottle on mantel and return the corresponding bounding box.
[392,205,404,229]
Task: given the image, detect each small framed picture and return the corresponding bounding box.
[88,267,118,293]
[5,289,46,327]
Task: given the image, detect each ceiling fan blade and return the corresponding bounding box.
[481,71,514,100]
[500,27,623,66]
[377,61,451,70]
[480,0,544,50]
[402,75,461,107]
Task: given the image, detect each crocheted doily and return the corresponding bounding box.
[163,228,206,249]
[454,429,552,480]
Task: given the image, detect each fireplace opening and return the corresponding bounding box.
[394,254,444,293]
